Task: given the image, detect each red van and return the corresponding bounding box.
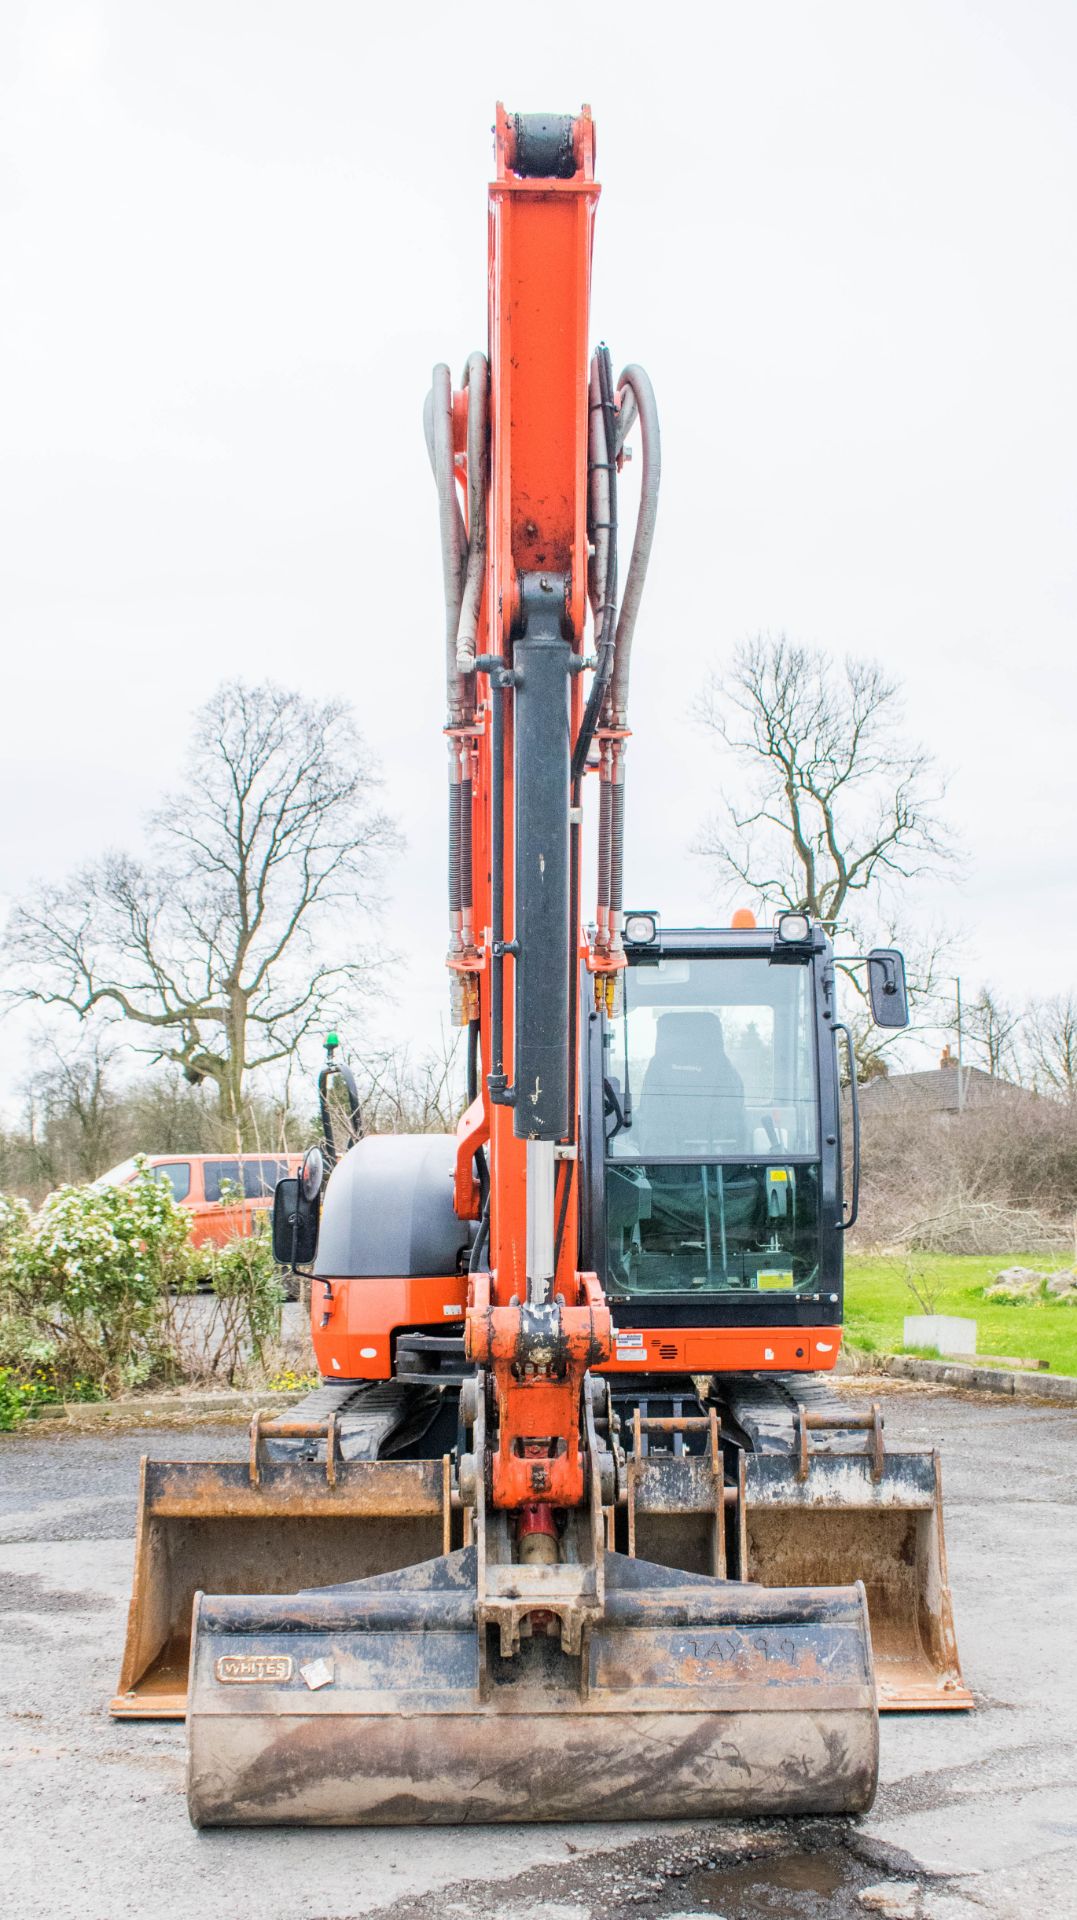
[100,1153,303,1248]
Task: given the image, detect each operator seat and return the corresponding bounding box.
[637,1011,745,1155]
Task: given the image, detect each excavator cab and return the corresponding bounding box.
[582,919,968,1714]
[590,919,841,1326]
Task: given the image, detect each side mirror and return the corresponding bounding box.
[867,948,909,1029]
[272,1147,325,1269]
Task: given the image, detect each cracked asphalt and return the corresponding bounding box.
[1,1387,1074,1920]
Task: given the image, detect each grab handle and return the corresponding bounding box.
[834,1021,860,1231]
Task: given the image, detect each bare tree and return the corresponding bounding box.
[16,1031,122,1190]
[350,1033,465,1136]
[0,1052,316,1204]
[1025,992,1077,1102]
[695,637,953,930]
[964,984,1020,1080]
[4,682,399,1133]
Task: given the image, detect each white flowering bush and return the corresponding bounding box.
[0,1164,288,1408]
[0,1193,31,1265]
[0,1162,192,1397]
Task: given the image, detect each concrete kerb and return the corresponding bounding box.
[20,1388,307,1430]
[840,1348,1077,1405]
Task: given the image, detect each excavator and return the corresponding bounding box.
[112,105,970,1826]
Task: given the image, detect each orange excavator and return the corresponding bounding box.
[112,106,969,1826]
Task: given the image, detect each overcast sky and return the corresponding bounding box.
[2,1,1075,1108]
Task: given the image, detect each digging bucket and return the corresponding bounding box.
[742,1408,971,1711]
[186,1547,878,1826]
[111,1443,451,1719]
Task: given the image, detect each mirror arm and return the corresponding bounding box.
[318,1061,364,1169]
[290,1191,301,1273]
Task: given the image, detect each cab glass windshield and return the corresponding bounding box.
[605,956,818,1158]
[603,955,821,1297]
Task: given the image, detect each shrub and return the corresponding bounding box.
[163,1200,285,1385]
[0,1164,295,1402]
[856,1094,1077,1253]
[0,1367,46,1430]
[0,1161,193,1396]
[0,1363,106,1427]
[264,1366,319,1393]
[899,1251,944,1315]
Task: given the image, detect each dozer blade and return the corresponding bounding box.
[186,1549,878,1826]
[111,1450,451,1718]
[744,1437,972,1712]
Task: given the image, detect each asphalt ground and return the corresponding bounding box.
[1,1387,1075,1920]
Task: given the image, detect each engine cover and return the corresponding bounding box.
[313,1134,470,1280]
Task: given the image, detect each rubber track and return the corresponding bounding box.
[268,1380,438,1463]
[718,1372,873,1458]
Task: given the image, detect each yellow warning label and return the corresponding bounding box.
[757,1270,795,1291]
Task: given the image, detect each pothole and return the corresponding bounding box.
[656,1844,927,1920]
[348,1824,938,1920]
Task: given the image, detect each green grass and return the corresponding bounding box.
[844,1252,1077,1376]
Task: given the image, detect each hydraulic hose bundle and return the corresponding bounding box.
[424,353,489,1003]
[580,353,661,965]
[427,344,660,1001]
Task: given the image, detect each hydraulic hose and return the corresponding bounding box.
[427,356,486,978]
[609,751,626,932]
[603,363,660,952]
[596,746,613,949]
[572,345,618,784]
[425,364,470,727]
[458,748,474,953]
[488,672,510,1105]
[468,1194,491,1275]
[607,363,660,729]
[455,352,488,675]
[447,745,462,922]
[586,353,612,652]
[466,1016,481,1103]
